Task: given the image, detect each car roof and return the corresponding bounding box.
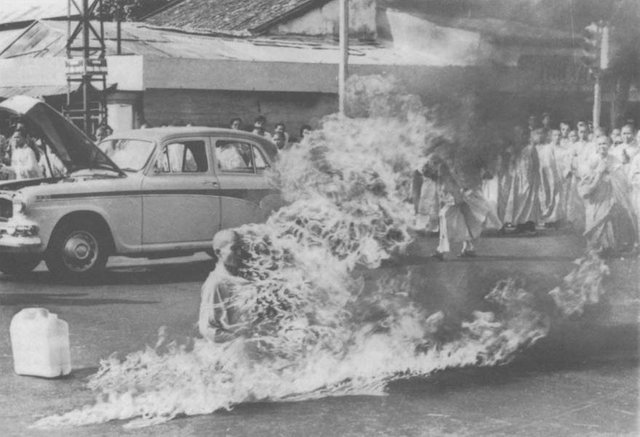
[106,126,279,160]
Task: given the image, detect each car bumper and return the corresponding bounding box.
[0,222,43,253]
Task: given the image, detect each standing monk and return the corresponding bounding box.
[504,129,541,233]
[578,136,636,256]
[423,153,499,260]
[629,151,640,248]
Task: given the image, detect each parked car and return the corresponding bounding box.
[0,96,281,281]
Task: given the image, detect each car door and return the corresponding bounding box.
[141,137,221,247]
[212,137,277,229]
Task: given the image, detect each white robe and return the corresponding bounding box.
[504,145,540,225]
[629,153,640,244]
[11,146,42,180]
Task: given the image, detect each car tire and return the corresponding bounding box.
[0,254,41,277]
[45,218,110,283]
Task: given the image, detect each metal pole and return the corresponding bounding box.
[116,12,122,55]
[82,0,91,133]
[338,0,348,115]
[593,73,601,130]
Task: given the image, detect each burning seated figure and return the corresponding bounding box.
[199,230,251,343]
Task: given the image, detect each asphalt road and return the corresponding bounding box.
[0,231,637,436]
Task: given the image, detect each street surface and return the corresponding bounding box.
[0,231,637,437]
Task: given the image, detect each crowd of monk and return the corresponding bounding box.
[413,115,640,259]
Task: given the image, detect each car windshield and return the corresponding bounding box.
[98,139,155,172]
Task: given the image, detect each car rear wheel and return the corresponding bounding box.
[0,254,41,277]
[45,218,110,282]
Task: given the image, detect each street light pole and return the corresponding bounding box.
[339,0,349,115]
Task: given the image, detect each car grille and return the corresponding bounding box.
[0,198,12,220]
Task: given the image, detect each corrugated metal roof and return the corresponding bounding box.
[0,19,477,67]
[0,0,71,26]
[0,28,24,51]
[0,84,70,98]
[144,0,331,36]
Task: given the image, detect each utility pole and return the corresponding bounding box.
[65,0,107,136]
[338,0,349,116]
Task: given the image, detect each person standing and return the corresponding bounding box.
[252,115,273,141]
[578,136,636,256]
[540,112,552,143]
[538,129,566,226]
[0,130,10,166]
[422,153,498,260]
[9,127,42,180]
[95,119,112,142]
[299,124,312,141]
[608,133,627,169]
[629,151,640,249]
[480,153,501,230]
[272,122,289,150]
[412,162,439,234]
[229,118,243,130]
[504,129,542,233]
[559,121,571,146]
[565,122,592,232]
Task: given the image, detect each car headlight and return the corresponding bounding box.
[12,194,26,215]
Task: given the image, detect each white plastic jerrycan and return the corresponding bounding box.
[10,308,71,378]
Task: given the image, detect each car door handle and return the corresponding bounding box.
[203,181,219,187]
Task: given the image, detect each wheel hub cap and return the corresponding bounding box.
[62,231,98,272]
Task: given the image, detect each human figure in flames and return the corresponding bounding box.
[421,152,500,260]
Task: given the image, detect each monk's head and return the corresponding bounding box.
[212,230,240,272]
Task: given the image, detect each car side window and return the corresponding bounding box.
[216,140,254,173]
[156,140,208,174]
[252,145,268,171]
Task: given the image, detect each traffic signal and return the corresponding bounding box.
[580,22,611,74]
[580,22,601,73]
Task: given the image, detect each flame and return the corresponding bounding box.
[33,75,611,429]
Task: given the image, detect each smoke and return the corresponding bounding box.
[33,75,611,429]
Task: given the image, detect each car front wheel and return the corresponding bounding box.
[45,218,110,282]
[0,254,41,277]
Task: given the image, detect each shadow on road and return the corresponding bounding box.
[0,259,214,286]
[0,292,159,306]
[387,322,640,395]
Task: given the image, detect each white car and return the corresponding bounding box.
[0,96,281,281]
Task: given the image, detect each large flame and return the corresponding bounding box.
[34,75,610,429]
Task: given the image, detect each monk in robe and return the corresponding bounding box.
[566,123,593,232]
[412,166,439,234]
[629,152,640,247]
[504,130,541,233]
[199,230,251,343]
[578,136,636,256]
[480,154,501,230]
[423,154,499,260]
[548,130,574,226]
[536,130,560,223]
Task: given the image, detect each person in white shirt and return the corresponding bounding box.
[251,115,273,141]
[9,128,42,180]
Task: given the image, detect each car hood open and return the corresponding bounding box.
[0,95,121,173]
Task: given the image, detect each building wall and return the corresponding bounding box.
[142,88,338,139]
[272,0,376,39]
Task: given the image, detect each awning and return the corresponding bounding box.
[0,84,71,99]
